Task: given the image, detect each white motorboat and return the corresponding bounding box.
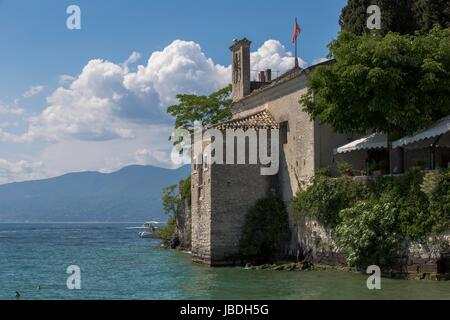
[127,221,161,239]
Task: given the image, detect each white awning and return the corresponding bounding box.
[334,132,388,154]
[392,115,450,149]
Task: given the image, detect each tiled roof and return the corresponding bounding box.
[214,110,278,130]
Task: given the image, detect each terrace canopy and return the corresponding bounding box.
[392,116,450,170]
[392,115,450,149]
[334,132,388,155]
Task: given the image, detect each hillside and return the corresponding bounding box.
[0,165,190,222]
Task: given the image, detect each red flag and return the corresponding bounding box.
[291,18,301,43]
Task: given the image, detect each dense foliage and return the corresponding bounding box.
[414,0,450,34]
[293,176,367,229]
[335,201,402,267]
[155,216,176,243]
[167,84,232,132]
[240,197,291,264]
[179,176,192,207]
[156,177,191,244]
[340,0,450,35]
[293,170,450,268]
[301,27,450,138]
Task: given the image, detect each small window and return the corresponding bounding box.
[198,166,203,186]
[193,157,198,172]
[203,154,209,171]
[280,121,289,145]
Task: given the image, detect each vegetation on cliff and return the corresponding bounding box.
[240,197,291,264]
[293,169,450,268]
[156,177,191,247]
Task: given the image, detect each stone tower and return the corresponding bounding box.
[230,38,251,101]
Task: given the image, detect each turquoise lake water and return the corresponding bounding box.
[1,223,449,300]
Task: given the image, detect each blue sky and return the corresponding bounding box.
[0,0,347,183]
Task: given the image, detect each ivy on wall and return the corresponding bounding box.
[240,197,291,264]
[293,169,450,268]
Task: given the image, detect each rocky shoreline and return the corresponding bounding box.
[243,261,450,281]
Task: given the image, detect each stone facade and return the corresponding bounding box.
[190,38,358,266]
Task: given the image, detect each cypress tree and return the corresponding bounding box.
[340,0,448,35]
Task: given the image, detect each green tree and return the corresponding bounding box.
[335,201,403,268]
[301,27,450,138]
[167,85,232,132]
[340,0,417,35]
[339,0,372,35]
[340,0,450,36]
[155,184,180,244]
[157,178,192,244]
[413,0,450,34]
[161,184,180,217]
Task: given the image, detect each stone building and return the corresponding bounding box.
[191,38,364,266]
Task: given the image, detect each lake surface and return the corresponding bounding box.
[1,223,449,300]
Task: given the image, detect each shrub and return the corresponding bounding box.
[293,170,450,268]
[375,172,432,240]
[159,176,191,247]
[240,197,290,264]
[293,176,367,229]
[155,216,176,245]
[425,170,450,234]
[336,160,354,176]
[315,166,334,177]
[335,201,403,268]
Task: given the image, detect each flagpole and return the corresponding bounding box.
[294,17,299,68]
[295,37,298,68]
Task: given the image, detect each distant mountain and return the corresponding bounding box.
[0,165,190,222]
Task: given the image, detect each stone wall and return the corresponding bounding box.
[293,216,346,266]
[191,160,213,264]
[404,234,450,274]
[209,164,276,265]
[191,163,276,265]
[293,213,450,275]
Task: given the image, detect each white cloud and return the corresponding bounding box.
[0,101,25,116]
[20,40,231,143]
[0,38,303,183]
[59,74,76,85]
[37,124,174,177]
[15,39,299,144]
[0,121,18,128]
[124,40,230,107]
[122,51,141,72]
[23,85,45,98]
[250,40,305,80]
[0,158,43,184]
[135,148,170,167]
[0,128,22,143]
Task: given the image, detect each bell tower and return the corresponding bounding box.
[230,38,251,101]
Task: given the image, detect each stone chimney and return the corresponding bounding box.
[230,38,251,101]
[258,71,266,82]
[264,69,272,82]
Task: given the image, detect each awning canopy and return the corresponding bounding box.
[334,132,388,154]
[392,115,450,149]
